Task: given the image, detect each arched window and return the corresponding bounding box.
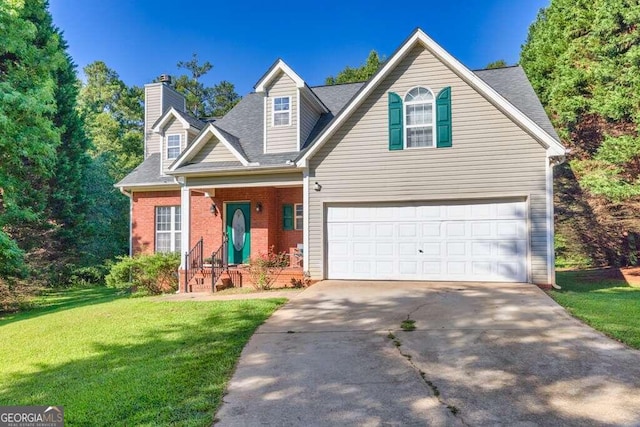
[404,87,435,148]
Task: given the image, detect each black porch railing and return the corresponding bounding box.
[184,237,203,293]
[211,233,228,292]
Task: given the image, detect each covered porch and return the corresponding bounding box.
[179,181,304,293]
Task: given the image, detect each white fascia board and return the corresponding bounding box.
[297,29,566,167]
[169,124,249,171]
[255,59,305,93]
[152,107,190,133]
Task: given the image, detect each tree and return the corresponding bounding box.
[521,0,640,266]
[77,61,143,263]
[78,61,143,181]
[326,50,383,85]
[173,53,240,118]
[485,60,508,69]
[0,0,64,278]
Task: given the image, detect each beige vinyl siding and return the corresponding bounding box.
[266,72,297,153]
[144,83,185,158]
[190,135,238,163]
[144,84,162,157]
[300,94,320,147]
[187,172,302,188]
[162,118,185,173]
[308,44,550,284]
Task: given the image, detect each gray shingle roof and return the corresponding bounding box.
[116,154,176,187]
[474,66,560,141]
[150,107,206,131]
[175,109,206,130]
[122,64,558,187]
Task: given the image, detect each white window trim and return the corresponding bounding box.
[155,206,181,253]
[294,203,303,230]
[166,134,181,160]
[272,96,291,127]
[403,87,436,149]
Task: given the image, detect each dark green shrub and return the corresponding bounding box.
[105,253,180,295]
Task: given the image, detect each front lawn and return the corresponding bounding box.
[551,270,640,349]
[0,287,285,426]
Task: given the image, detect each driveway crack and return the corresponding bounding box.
[387,330,470,426]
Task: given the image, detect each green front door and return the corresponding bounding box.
[226,202,251,264]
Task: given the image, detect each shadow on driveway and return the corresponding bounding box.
[216,281,640,426]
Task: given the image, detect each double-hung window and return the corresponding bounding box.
[156,206,181,253]
[167,134,181,159]
[404,87,435,148]
[273,97,291,126]
[294,203,303,230]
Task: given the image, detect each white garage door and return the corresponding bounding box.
[326,201,528,282]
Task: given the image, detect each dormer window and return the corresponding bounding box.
[404,87,435,148]
[167,134,181,159]
[273,96,291,126]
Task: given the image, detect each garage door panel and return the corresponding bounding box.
[327,201,528,282]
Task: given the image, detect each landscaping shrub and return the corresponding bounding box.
[247,248,289,290]
[105,253,180,295]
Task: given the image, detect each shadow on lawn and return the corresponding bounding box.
[0,300,278,426]
[0,287,123,326]
[556,268,636,292]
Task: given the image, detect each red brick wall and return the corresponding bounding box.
[132,187,303,263]
[276,187,303,255]
[131,190,181,255]
[190,191,223,256]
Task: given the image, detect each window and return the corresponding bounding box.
[404,87,435,148]
[294,204,303,230]
[167,134,181,159]
[156,206,181,253]
[272,96,290,126]
[282,203,302,230]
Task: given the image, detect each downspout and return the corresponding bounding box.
[119,187,133,257]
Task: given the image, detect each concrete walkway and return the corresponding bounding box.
[215,281,640,426]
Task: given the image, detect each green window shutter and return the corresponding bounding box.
[436,87,452,148]
[388,92,403,150]
[283,204,293,230]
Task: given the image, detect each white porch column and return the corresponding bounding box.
[302,168,310,272]
[180,184,190,271]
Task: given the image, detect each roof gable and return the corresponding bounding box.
[255,59,329,114]
[297,28,565,167]
[152,106,205,132]
[169,123,250,170]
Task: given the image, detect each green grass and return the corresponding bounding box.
[0,287,285,426]
[551,271,640,349]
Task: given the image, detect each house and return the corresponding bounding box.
[116,28,566,292]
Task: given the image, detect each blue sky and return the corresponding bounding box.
[49,0,549,94]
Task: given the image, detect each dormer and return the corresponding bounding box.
[152,107,204,173]
[255,60,328,153]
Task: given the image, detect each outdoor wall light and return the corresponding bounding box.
[314,182,322,191]
[255,202,263,213]
[210,203,218,216]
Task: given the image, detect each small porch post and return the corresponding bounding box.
[179,184,190,286]
[302,168,310,272]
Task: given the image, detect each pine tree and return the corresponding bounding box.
[0,0,65,277]
[521,0,640,266]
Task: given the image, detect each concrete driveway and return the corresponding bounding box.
[215,281,640,426]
